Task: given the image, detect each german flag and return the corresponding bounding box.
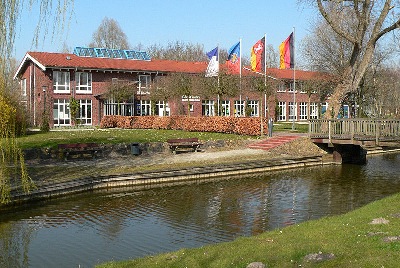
[250,36,265,72]
[279,32,294,69]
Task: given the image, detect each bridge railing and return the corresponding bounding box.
[309,119,400,143]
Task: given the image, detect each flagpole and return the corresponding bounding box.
[292,27,296,131]
[217,45,220,116]
[264,33,267,119]
[239,38,242,116]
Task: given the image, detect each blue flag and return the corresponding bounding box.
[205,47,219,77]
[227,41,240,73]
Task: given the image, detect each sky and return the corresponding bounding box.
[13,0,318,62]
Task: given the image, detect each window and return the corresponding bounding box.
[221,100,230,116]
[288,82,297,92]
[310,102,318,119]
[277,82,286,92]
[156,101,170,116]
[78,99,92,125]
[234,100,245,117]
[299,102,308,120]
[137,100,151,116]
[53,99,70,126]
[53,71,70,93]
[21,78,27,96]
[247,100,259,117]
[138,75,151,93]
[75,72,92,93]
[288,102,297,120]
[202,100,215,116]
[104,97,134,116]
[278,102,286,121]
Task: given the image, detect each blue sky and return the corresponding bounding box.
[13,0,318,61]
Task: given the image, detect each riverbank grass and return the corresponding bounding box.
[97,193,400,267]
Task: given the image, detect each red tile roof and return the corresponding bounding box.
[15,51,329,81]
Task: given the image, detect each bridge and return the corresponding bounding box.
[308,119,400,164]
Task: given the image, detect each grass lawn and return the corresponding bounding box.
[97,192,400,267]
[17,122,309,149]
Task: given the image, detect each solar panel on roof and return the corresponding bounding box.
[73,47,151,61]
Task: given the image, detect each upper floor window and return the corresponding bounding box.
[75,72,92,93]
[21,78,27,96]
[53,71,70,93]
[138,75,151,93]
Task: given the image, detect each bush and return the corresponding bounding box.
[100,115,268,136]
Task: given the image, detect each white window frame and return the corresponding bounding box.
[288,101,297,121]
[53,99,70,126]
[53,71,70,93]
[78,99,92,125]
[299,102,308,120]
[138,75,151,94]
[21,78,27,96]
[247,100,259,117]
[278,101,286,121]
[221,100,230,116]
[277,82,286,92]
[75,72,92,93]
[138,100,151,116]
[234,100,245,117]
[202,100,215,116]
[310,102,318,119]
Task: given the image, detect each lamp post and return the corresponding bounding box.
[42,86,47,112]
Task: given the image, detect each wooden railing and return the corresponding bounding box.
[309,119,400,144]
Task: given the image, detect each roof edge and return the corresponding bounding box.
[13,53,47,80]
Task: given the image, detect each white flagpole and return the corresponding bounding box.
[239,38,243,116]
[217,45,220,116]
[264,33,267,118]
[292,27,296,131]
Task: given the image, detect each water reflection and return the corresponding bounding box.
[0,154,399,268]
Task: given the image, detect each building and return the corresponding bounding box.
[14,47,324,128]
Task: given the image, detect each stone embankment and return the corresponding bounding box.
[9,136,331,205]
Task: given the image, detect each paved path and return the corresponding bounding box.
[248,134,304,151]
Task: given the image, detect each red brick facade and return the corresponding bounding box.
[14,51,324,128]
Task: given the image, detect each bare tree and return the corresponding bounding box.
[147,41,207,62]
[89,17,130,49]
[301,0,400,118]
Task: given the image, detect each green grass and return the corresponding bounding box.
[16,129,253,149]
[97,193,400,267]
[273,122,309,133]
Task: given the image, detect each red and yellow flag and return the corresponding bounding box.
[250,37,265,72]
[279,32,294,69]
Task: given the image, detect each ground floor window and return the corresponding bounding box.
[247,100,259,117]
[137,100,151,116]
[234,100,245,117]
[299,102,307,120]
[155,101,170,116]
[79,99,92,125]
[202,100,215,116]
[221,100,230,116]
[288,102,297,121]
[104,98,134,116]
[310,102,318,119]
[278,102,286,121]
[53,99,70,126]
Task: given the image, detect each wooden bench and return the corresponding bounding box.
[58,143,102,160]
[167,138,203,154]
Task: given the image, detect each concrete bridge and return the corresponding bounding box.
[309,119,400,164]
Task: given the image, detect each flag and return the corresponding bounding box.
[279,32,294,69]
[226,41,241,73]
[205,47,219,77]
[250,36,265,72]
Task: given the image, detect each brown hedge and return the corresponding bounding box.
[100,115,268,136]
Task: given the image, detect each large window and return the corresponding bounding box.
[138,75,151,93]
[247,100,259,117]
[288,102,297,121]
[299,102,308,120]
[104,97,134,116]
[155,101,170,116]
[310,102,318,119]
[278,102,286,121]
[78,99,92,125]
[137,100,151,116]
[202,100,215,116]
[53,99,70,126]
[75,72,92,93]
[234,100,245,117]
[221,100,230,116]
[53,71,70,93]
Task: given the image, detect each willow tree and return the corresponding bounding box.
[0,0,74,203]
[303,0,400,118]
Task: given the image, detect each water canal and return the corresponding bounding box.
[1,153,400,267]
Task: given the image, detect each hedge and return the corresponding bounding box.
[100,115,269,136]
